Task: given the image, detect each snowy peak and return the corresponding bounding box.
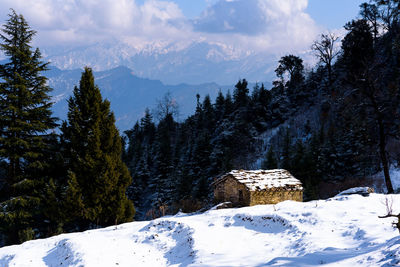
[43,41,276,85]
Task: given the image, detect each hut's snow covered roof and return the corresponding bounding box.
[215,169,303,191]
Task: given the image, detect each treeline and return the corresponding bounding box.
[124,0,400,216]
[0,11,134,245]
[123,80,289,217]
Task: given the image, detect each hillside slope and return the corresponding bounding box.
[47,66,228,130]
[0,194,399,266]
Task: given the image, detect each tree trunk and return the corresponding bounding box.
[370,94,394,193]
[363,83,394,194]
[327,63,332,86]
[378,116,394,193]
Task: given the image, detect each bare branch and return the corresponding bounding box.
[311,32,340,85]
[378,214,399,219]
[379,196,400,232]
[381,196,394,214]
[154,91,179,121]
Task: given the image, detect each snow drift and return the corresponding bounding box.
[0,193,399,266]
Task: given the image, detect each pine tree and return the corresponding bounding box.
[202,95,214,132]
[141,108,156,141]
[341,19,374,77]
[152,113,175,202]
[214,90,225,121]
[281,128,292,170]
[224,90,234,117]
[233,79,249,108]
[261,146,278,170]
[61,67,134,228]
[258,84,272,108]
[0,10,58,244]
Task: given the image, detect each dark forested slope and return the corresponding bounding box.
[123,0,400,219]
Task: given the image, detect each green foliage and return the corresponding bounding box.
[63,171,84,226]
[0,10,57,245]
[275,55,305,88]
[281,128,292,170]
[342,19,374,76]
[18,228,35,243]
[233,79,249,108]
[62,67,135,228]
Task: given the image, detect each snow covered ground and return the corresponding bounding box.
[1,193,399,267]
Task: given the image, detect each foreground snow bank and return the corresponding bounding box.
[1,194,400,266]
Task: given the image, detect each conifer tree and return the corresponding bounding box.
[61,67,134,228]
[214,90,225,121]
[0,10,57,244]
[258,84,272,107]
[224,90,234,117]
[202,95,215,132]
[152,113,175,202]
[281,128,292,170]
[233,79,249,108]
[261,146,278,170]
[141,108,156,141]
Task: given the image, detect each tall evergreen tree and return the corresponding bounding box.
[233,79,249,108]
[224,90,234,117]
[152,113,175,202]
[0,10,58,244]
[280,128,291,170]
[261,146,278,170]
[61,67,134,228]
[214,90,225,121]
[341,19,374,77]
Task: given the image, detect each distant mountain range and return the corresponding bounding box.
[38,39,285,130]
[43,41,278,85]
[47,65,271,130]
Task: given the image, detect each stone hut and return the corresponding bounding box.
[212,169,303,206]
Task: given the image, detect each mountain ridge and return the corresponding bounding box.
[47,65,271,130]
[43,41,277,85]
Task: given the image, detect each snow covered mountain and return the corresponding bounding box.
[47,65,230,130]
[0,193,399,266]
[43,41,278,85]
[47,65,271,130]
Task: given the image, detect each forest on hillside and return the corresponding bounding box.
[0,0,399,246]
[123,0,400,217]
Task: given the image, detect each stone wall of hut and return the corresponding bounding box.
[214,176,250,206]
[249,189,303,205]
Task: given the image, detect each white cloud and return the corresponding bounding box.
[0,0,320,60]
[0,0,188,45]
[193,0,319,53]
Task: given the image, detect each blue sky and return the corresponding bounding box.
[307,0,365,28]
[138,0,366,28]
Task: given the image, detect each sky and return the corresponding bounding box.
[135,0,365,28]
[0,0,367,59]
[307,0,365,29]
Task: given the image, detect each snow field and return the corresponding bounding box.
[0,193,399,266]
